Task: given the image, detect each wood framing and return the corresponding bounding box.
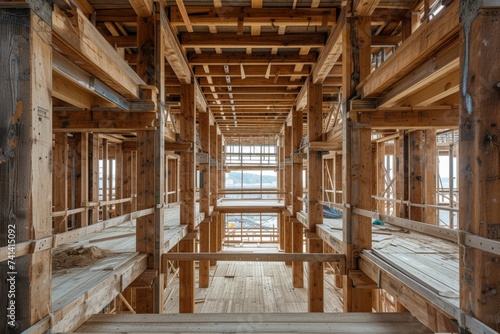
[292,107,304,288]
[458,3,500,332]
[0,6,53,331]
[198,112,211,288]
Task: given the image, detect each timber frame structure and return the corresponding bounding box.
[0,0,499,333]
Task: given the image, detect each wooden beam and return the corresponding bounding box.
[162,252,344,264]
[129,0,153,17]
[459,4,500,331]
[73,133,89,228]
[409,131,423,221]
[169,7,336,27]
[357,0,460,98]
[354,0,381,16]
[180,33,326,48]
[423,130,437,225]
[292,107,304,288]
[0,6,52,331]
[352,106,459,129]
[161,11,192,84]
[52,6,144,99]
[53,110,157,132]
[189,52,316,65]
[312,8,345,83]
[175,0,194,32]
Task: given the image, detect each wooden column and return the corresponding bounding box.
[334,153,342,203]
[423,130,437,225]
[122,145,134,214]
[395,132,409,218]
[89,134,99,224]
[102,138,109,220]
[342,12,373,313]
[198,112,211,288]
[459,3,500,331]
[209,125,218,265]
[217,133,224,252]
[0,5,52,331]
[284,125,293,265]
[307,80,324,312]
[53,133,68,233]
[179,83,197,312]
[74,133,89,228]
[115,143,124,216]
[376,142,386,214]
[409,131,423,222]
[292,107,304,288]
[135,4,165,313]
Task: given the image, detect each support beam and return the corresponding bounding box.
[409,131,423,222]
[209,125,218,265]
[292,107,304,288]
[423,130,436,225]
[342,10,373,312]
[357,0,460,98]
[74,133,89,228]
[307,80,324,312]
[0,6,52,331]
[198,112,211,288]
[53,110,157,132]
[162,252,345,264]
[179,83,197,313]
[459,3,500,332]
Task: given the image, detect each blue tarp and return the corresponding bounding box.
[323,205,343,219]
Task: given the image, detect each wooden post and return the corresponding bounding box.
[53,133,68,233]
[115,143,124,216]
[123,145,134,214]
[74,133,89,228]
[199,112,211,288]
[284,125,293,265]
[0,5,52,331]
[89,134,99,224]
[292,107,304,288]
[179,83,197,312]
[342,12,373,313]
[135,3,165,313]
[409,131,423,222]
[307,80,324,312]
[102,138,109,220]
[376,142,386,214]
[395,132,409,218]
[209,125,218,265]
[217,133,224,252]
[423,130,437,225]
[459,3,500,331]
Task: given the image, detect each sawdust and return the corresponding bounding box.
[53,245,111,270]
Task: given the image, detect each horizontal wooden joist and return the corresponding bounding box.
[351,106,459,129]
[206,94,296,102]
[357,0,460,98]
[194,65,316,78]
[169,7,336,27]
[161,252,345,265]
[52,6,144,99]
[181,33,326,49]
[379,41,460,107]
[53,110,157,132]
[129,0,153,17]
[188,52,317,65]
[204,87,302,95]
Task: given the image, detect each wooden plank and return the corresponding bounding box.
[359,252,459,333]
[189,52,316,65]
[169,7,336,27]
[180,33,326,48]
[129,0,153,16]
[357,0,460,98]
[162,252,344,264]
[53,110,157,132]
[53,133,69,233]
[353,107,459,129]
[52,6,144,99]
[292,107,304,288]
[459,4,500,331]
[162,12,192,84]
[312,8,345,83]
[73,133,89,228]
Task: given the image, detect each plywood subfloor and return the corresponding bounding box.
[317,218,459,306]
[164,246,343,313]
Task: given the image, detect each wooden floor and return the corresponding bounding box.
[316,218,459,307]
[164,246,343,313]
[51,205,203,332]
[76,313,432,333]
